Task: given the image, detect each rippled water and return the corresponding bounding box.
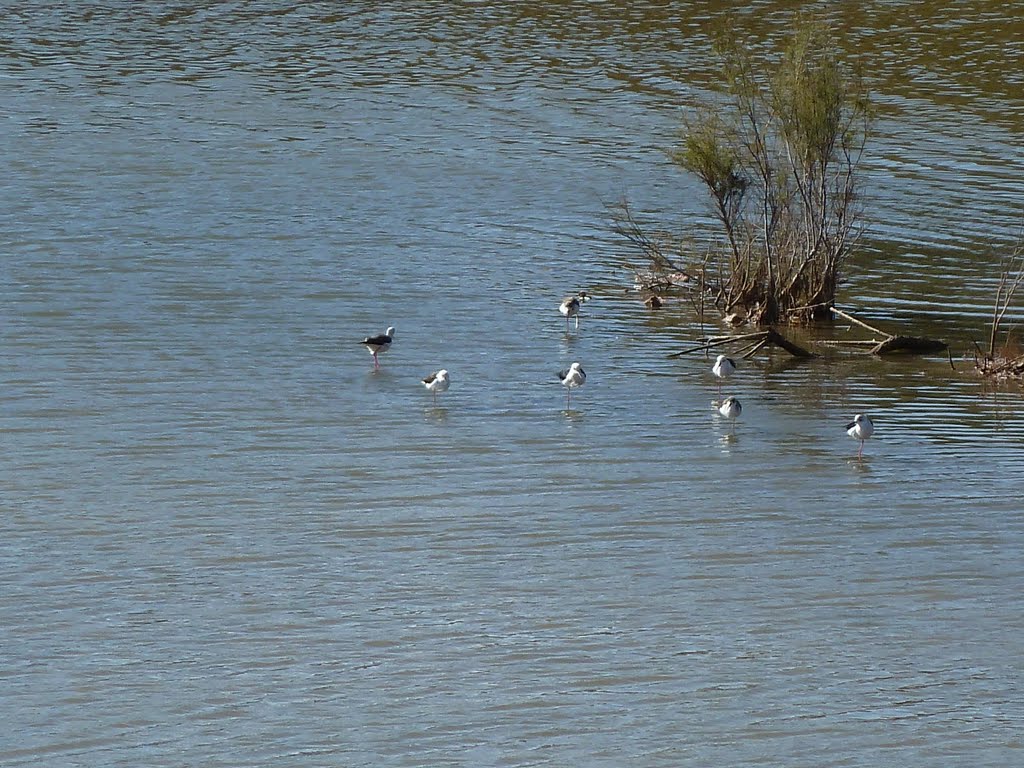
[2,3,1023,766]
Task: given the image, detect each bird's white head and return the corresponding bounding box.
[437,369,449,379]
[385,326,395,338]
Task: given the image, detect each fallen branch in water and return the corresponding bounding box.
[669,328,816,359]
[831,306,947,356]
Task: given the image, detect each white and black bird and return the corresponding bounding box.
[421,369,450,405]
[557,361,587,407]
[845,413,874,459]
[361,326,394,370]
[559,291,590,331]
[718,396,742,431]
[712,354,736,394]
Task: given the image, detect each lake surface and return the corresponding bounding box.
[2,3,1022,766]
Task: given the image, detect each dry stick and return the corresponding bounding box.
[742,338,771,358]
[703,331,769,344]
[831,307,892,339]
[668,332,768,358]
[786,300,833,314]
[819,339,882,347]
[732,337,768,357]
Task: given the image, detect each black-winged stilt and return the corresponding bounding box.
[422,369,450,404]
[559,291,589,330]
[845,413,874,459]
[718,396,742,432]
[557,362,586,407]
[361,326,394,370]
[712,354,736,394]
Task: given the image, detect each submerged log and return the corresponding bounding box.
[869,335,948,355]
[764,328,816,358]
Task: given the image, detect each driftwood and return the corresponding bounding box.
[870,336,948,355]
[669,328,816,359]
[831,307,947,356]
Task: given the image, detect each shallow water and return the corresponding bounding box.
[2,3,1023,766]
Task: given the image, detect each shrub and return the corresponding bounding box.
[672,16,872,324]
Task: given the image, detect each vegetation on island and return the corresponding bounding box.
[618,15,871,326]
[617,14,1023,380]
[976,236,1024,379]
[676,18,871,325]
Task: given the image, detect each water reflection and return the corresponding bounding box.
[562,408,586,424]
[424,405,449,423]
[717,430,739,452]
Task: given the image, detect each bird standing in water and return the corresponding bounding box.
[712,354,736,394]
[559,291,590,331]
[361,326,394,370]
[421,369,450,405]
[557,362,587,407]
[718,396,742,432]
[846,413,874,459]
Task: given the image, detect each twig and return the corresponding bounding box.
[818,339,882,347]
[742,338,770,358]
[786,300,833,313]
[831,307,891,338]
[703,331,770,343]
[668,332,768,358]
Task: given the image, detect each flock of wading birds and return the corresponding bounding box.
[361,291,876,459]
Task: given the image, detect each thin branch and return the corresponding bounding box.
[831,306,891,338]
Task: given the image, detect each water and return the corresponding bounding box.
[2,3,1023,766]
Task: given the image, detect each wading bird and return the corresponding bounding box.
[361,326,394,370]
[712,354,736,394]
[845,413,874,459]
[421,369,450,405]
[559,291,590,331]
[557,362,586,407]
[718,396,742,432]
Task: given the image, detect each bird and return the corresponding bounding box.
[718,396,742,431]
[557,362,586,407]
[712,354,736,393]
[421,369,450,405]
[559,291,590,330]
[360,326,394,370]
[845,413,874,459]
